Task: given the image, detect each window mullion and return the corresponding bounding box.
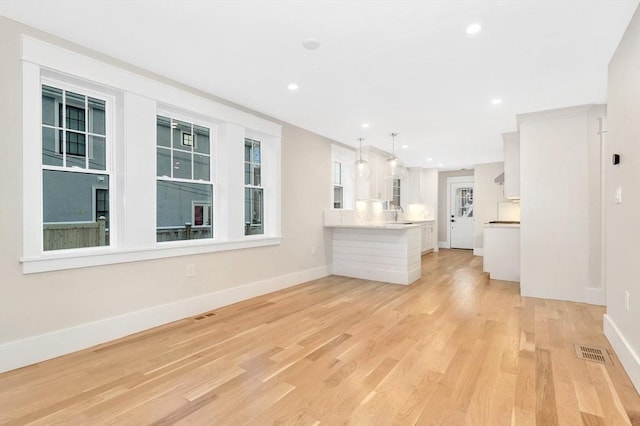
[61,89,66,167]
[85,95,89,169]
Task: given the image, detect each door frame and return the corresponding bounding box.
[446,175,475,249]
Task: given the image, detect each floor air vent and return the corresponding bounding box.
[574,344,613,365]
[194,312,216,321]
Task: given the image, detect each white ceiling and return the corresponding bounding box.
[1,0,637,170]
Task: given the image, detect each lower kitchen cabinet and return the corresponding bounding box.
[421,222,435,254]
[483,224,520,282]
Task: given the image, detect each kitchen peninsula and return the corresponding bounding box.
[326,223,422,285]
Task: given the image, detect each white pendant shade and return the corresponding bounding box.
[353,138,370,180]
[387,132,406,178]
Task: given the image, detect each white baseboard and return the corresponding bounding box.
[583,287,606,306]
[438,241,450,249]
[0,265,329,373]
[603,314,640,394]
[473,248,484,256]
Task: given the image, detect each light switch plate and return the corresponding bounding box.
[615,186,622,204]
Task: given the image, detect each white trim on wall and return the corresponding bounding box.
[604,314,640,394]
[0,265,329,373]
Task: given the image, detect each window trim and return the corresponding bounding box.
[40,78,116,251]
[155,112,215,242]
[21,37,282,274]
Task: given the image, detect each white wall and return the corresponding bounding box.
[473,162,513,253]
[604,6,640,393]
[0,17,336,371]
[518,104,606,305]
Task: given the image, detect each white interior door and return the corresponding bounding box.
[450,181,474,249]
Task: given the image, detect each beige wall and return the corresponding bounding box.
[0,17,335,359]
[437,170,474,243]
[605,6,640,393]
[473,162,511,250]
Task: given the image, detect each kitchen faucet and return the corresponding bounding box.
[394,205,404,222]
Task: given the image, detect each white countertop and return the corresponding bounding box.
[484,223,520,229]
[325,223,422,229]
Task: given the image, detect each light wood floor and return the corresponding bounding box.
[1,249,639,425]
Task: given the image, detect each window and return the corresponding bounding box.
[156,115,213,242]
[333,161,343,209]
[244,138,263,235]
[23,38,282,273]
[41,84,110,251]
[392,178,401,208]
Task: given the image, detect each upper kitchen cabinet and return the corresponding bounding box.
[356,146,392,201]
[502,132,520,200]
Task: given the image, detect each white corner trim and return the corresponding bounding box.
[583,287,606,306]
[0,265,329,373]
[473,248,484,256]
[438,241,450,249]
[603,314,640,394]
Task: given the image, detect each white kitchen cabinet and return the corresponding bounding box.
[405,168,423,205]
[503,132,520,199]
[356,147,392,200]
[483,224,520,282]
[421,222,435,253]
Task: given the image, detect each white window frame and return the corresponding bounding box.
[330,145,355,210]
[21,36,282,274]
[39,77,117,251]
[244,137,264,236]
[155,110,216,243]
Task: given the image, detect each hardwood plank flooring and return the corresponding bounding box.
[1,249,639,425]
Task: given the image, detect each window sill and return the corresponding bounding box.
[21,236,282,274]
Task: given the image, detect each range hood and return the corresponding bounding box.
[494,172,504,184]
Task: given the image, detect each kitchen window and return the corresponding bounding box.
[333,161,343,209]
[392,178,401,208]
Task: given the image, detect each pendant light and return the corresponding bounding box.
[354,137,370,180]
[387,132,406,178]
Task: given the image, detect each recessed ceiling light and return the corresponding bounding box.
[361,123,370,128]
[302,38,320,50]
[427,158,433,162]
[491,98,503,105]
[401,144,408,149]
[465,23,482,35]
[287,83,299,91]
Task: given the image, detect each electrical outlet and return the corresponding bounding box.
[187,264,196,277]
[625,290,630,311]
